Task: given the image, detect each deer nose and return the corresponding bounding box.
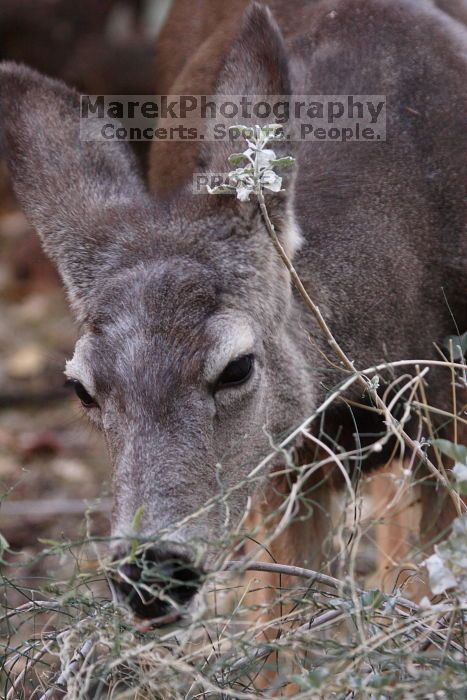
[111,548,202,622]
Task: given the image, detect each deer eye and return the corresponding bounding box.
[66,379,98,408]
[216,354,254,389]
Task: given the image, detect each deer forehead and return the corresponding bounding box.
[65,314,257,392]
[65,258,262,393]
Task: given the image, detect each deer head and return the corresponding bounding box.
[0,4,316,620]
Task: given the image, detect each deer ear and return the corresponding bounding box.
[202,3,300,257]
[216,2,291,97]
[0,61,147,317]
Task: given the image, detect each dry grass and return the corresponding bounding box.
[1,352,466,699]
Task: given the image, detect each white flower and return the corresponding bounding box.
[208,124,294,202]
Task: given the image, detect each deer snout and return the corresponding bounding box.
[111,547,203,623]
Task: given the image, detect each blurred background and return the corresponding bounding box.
[0,0,172,560]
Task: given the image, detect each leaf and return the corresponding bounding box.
[256,149,277,170]
[453,463,467,494]
[228,168,254,186]
[131,505,145,532]
[381,593,398,614]
[290,668,329,690]
[229,124,254,138]
[369,375,380,391]
[361,588,384,609]
[425,553,457,594]
[0,532,9,557]
[269,156,295,168]
[38,538,61,546]
[228,152,248,166]
[128,506,146,562]
[425,514,467,601]
[452,513,467,539]
[236,185,254,202]
[261,124,285,137]
[207,184,235,196]
[432,439,467,465]
[261,170,282,192]
[443,332,467,360]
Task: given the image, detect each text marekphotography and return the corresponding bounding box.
[79,95,387,142]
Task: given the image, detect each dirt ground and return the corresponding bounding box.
[0,169,111,580]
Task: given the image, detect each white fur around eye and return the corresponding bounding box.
[204,316,255,385]
[65,334,96,396]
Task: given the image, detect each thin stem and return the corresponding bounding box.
[256,186,463,514]
[227,559,418,612]
[38,637,95,700]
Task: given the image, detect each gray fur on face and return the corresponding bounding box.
[0,0,466,567]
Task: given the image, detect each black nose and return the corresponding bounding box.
[112,548,202,621]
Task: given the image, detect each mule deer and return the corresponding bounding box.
[0,0,465,621]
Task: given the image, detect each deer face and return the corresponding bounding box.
[65,256,269,542]
[0,4,314,619]
[62,210,313,617]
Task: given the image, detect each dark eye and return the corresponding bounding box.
[66,379,98,408]
[216,354,254,389]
